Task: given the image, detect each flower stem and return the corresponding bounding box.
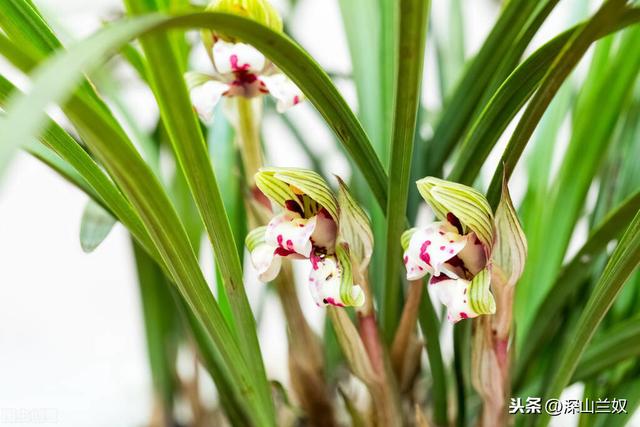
[390,279,424,391]
[235,96,263,182]
[274,263,338,427]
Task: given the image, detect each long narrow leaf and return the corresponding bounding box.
[124,1,272,415]
[381,0,430,340]
[537,209,640,427]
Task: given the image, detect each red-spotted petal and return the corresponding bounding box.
[212,40,266,76]
[308,256,364,307]
[265,212,316,258]
[403,221,467,280]
[431,277,479,323]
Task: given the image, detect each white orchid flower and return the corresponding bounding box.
[245,168,366,308]
[186,40,304,123]
[402,177,498,323]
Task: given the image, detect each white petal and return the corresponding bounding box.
[403,222,467,280]
[212,40,266,76]
[250,243,282,282]
[308,256,364,307]
[432,277,479,323]
[261,74,304,112]
[310,209,337,252]
[265,212,316,258]
[455,232,487,276]
[190,80,229,123]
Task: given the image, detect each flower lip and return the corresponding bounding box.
[430,276,479,323]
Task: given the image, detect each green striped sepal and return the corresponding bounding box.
[255,167,339,220]
[468,267,496,315]
[493,178,528,287]
[416,176,495,253]
[336,177,373,270]
[245,226,266,252]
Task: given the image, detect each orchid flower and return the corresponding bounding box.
[402,177,498,323]
[245,168,370,308]
[186,0,304,123]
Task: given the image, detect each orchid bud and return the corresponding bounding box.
[203,0,283,49]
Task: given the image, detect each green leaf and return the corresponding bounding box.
[381,0,431,341]
[514,190,640,389]
[486,1,637,207]
[426,0,547,175]
[132,239,179,415]
[123,1,272,416]
[0,73,158,261]
[0,9,388,211]
[448,7,640,186]
[515,23,640,335]
[432,0,464,100]
[537,208,640,427]
[0,14,280,425]
[79,199,117,253]
[573,315,640,382]
[417,286,448,426]
[337,0,383,156]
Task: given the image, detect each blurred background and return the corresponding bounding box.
[0,0,633,426]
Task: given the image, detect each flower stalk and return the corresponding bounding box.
[235,96,263,182]
[390,279,425,392]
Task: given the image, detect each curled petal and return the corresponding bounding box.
[311,208,337,252]
[403,222,467,280]
[308,253,364,308]
[213,40,266,76]
[265,212,316,258]
[246,226,282,282]
[261,74,305,112]
[189,79,229,123]
[430,276,479,323]
[250,243,282,282]
[467,267,496,316]
[453,231,487,276]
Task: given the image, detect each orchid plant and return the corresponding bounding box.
[1,0,640,426]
